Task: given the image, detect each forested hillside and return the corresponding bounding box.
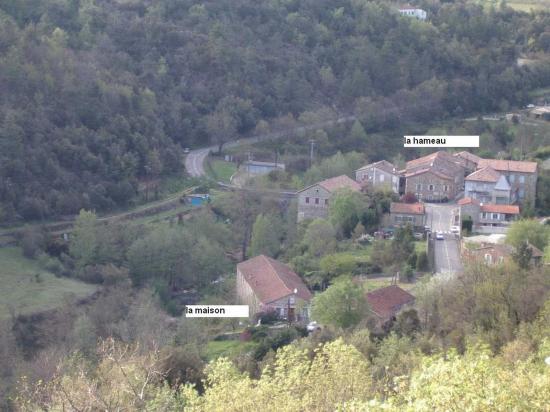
[0,0,549,221]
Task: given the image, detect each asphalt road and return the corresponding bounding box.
[425,203,463,276]
[184,115,356,178]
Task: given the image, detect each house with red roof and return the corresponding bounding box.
[297,175,362,222]
[388,202,426,229]
[366,285,415,325]
[236,255,312,321]
[459,199,520,234]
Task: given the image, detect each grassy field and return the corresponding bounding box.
[0,247,97,319]
[207,159,237,183]
[204,340,257,361]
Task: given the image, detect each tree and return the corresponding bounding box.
[311,278,369,328]
[349,120,368,145]
[329,189,368,237]
[506,219,550,251]
[206,108,237,153]
[512,241,532,269]
[249,214,281,258]
[303,219,337,257]
[70,209,98,268]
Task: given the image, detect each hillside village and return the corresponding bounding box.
[1,0,549,409]
[235,149,542,325]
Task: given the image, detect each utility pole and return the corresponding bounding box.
[308,139,315,168]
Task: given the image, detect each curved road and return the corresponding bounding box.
[185,115,356,178]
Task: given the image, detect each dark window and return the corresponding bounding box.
[305,197,310,204]
[325,199,328,205]
[315,198,319,205]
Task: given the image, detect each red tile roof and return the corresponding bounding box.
[390,202,425,215]
[366,285,415,320]
[477,159,537,174]
[406,151,461,169]
[458,197,480,206]
[465,166,501,182]
[237,255,312,304]
[318,175,362,193]
[480,204,520,214]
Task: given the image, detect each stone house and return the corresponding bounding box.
[236,255,312,321]
[366,285,415,325]
[476,159,538,204]
[297,175,362,222]
[464,166,512,204]
[478,204,520,230]
[355,160,400,193]
[459,199,520,234]
[403,151,465,202]
[388,202,426,229]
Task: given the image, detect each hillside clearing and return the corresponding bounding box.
[0,247,97,319]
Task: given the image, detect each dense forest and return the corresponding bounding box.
[1,0,550,221]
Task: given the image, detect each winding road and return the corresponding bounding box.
[185,115,356,178]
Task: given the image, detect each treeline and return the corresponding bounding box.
[1,0,550,221]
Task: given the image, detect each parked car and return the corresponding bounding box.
[450,225,460,234]
[183,147,191,154]
[307,321,321,332]
[435,231,444,240]
[413,232,424,240]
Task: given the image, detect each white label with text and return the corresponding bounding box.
[185,305,249,318]
[404,135,479,147]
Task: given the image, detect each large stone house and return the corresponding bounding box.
[475,159,538,204]
[355,160,400,193]
[464,166,512,204]
[388,202,426,230]
[402,151,465,202]
[297,175,362,222]
[236,255,312,321]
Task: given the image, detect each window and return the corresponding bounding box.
[519,175,525,184]
[509,174,515,183]
[443,185,448,192]
[519,188,525,199]
[492,213,499,220]
[379,174,385,182]
[484,254,492,264]
[324,199,328,206]
[315,198,319,205]
[428,184,434,191]
[416,184,422,191]
[305,197,310,204]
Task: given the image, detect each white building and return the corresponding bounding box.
[398,8,427,20]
